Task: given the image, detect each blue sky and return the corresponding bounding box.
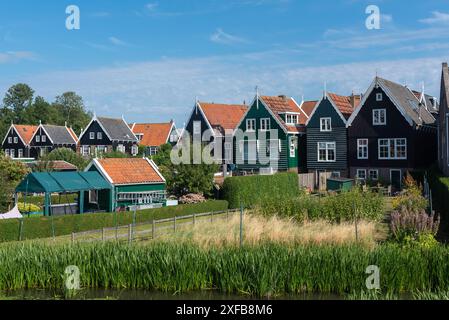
[1,0,449,126]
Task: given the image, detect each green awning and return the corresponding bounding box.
[79,171,111,190]
[16,171,111,194]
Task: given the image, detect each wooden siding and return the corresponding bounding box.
[306,98,348,171]
[2,127,30,158]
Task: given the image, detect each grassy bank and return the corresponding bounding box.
[1,242,449,296]
[0,200,228,243]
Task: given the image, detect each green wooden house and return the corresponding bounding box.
[85,157,167,211]
[233,94,310,174]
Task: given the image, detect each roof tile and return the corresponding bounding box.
[98,158,164,184]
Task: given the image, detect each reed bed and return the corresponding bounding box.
[1,242,449,297]
[156,214,380,248]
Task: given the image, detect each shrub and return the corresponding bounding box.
[179,193,206,204]
[222,173,299,209]
[390,208,440,244]
[428,168,449,222]
[0,200,228,243]
[257,188,384,223]
[392,173,428,212]
[17,203,41,213]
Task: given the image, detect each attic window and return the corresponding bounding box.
[376,93,383,101]
[286,114,299,125]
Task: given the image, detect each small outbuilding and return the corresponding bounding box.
[326,177,354,192]
[86,157,167,211]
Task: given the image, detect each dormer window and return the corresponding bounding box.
[41,135,46,143]
[320,118,332,132]
[36,136,40,143]
[90,132,95,140]
[376,93,383,101]
[286,114,299,125]
[13,137,18,144]
[97,132,102,140]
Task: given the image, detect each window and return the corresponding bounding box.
[40,148,46,157]
[193,121,201,135]
[224,142,232,161]
[369,169,379,181]
[41,135,46,143]
[36,136,40,143]
[242,140,257,161]
[357,139,368,159]
[290,139,295,157]
[246,119,256,132]
[90,132,95,140]
[331,171,341,178]
[357,169,367,180]
[286,114,299,125]
[317,142,336,162]
[89,190,98,204]
[170,133,178,143]
[149,147,158,156]
[373,109,386,125]
[5,149,10,157]
[82,146,90,156]
[131,145,138,156]
[97,132,102,140]
[13,137,18,144]
[267,139,280,160]
[18,149,23,158]
[10,149,15,158]
[320,118,332,132]
[117,144,126,153]
[8,137,12,144]
[260,118,270,131]
[378,138,407,160]
[376,93,383,101]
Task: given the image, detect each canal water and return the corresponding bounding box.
[0,289,343,300]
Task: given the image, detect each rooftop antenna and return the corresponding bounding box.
[195,96,199,115]
[323,81,327,99]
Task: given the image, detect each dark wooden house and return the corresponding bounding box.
[29,124,78,158]
[1,124,38,160]
[347,77,438,189]
[438,62,449,176]
[129,121,178,156]
[306,92,360,178]
[78,115,139,157]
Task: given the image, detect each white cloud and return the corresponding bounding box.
[210,29,247,45]
[108,36,127,46]
[420,11,449,25]
[0,51,36,64]
[145,2,159,11]
[2,54,445,125]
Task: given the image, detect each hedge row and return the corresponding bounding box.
[428,169,449,219]
[221,173,300,209]
[0,200,229,243]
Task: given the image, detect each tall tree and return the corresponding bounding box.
[53,92,91,132]
[0,151,29,211]
[3,83,34,123]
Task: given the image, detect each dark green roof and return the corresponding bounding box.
[16,171,111,193]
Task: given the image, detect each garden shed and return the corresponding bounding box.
[326,177,354,192]
[15,171,112,216]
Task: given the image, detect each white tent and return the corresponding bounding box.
[0,205,23,220]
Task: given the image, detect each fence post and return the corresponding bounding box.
[115,225,118,241]
[193,213,196,225]
[102,228,105,242]
[211,212,213,223]
[174,216,177,232]
[152,219,155,239]
[18,219,24,241]
[226,210,229,222]
[353,201,359,242]
[71,232,75,244]
[128,224,132,244]
[240,204,244,247]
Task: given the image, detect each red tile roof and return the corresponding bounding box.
[67,127,79,143]
[300,101,317,118]
[199,102,248,133]
[14,125,38,145]
[47,160,78,171]
[131,122,173,147]
[327,93,360,119]
[261,96,305,133]
[97,158,164,185]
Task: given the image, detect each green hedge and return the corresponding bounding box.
[428,169,449,219]
[0,200,228,243]
[222,173,299,209]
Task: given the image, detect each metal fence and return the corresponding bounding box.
[71,209,240,244]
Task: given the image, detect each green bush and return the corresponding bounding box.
[222,173,300,209]
[0,200,228,243]
[258,188,385,223]
[428,169,449,220]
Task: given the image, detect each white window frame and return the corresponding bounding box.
[82,146,90,156]
[89,190,98,204]
[357,139,369,159]
[286,114,299,125]
[41,135,46,143]
[97,132,103,140]
[18,149,23,158]
[320,118,332,132]
[373,109,386,126]
[131,145,138,156]
[317,142,336,162]
[369,169,379,181]
[13,137,18,144]
[246,119,256,132]
[36,135,40,143]
[224,142,232,161]
[5,149,10,157]
[149,147,158,156]
[267,139,280,161]
[10,149,15,158]
[193,121,201,135]
[376,93,383,101]
[331,171,341,178]
[260,118,270,132]
[357,169,367,180]
[378,138,407,160]
[90,132,95,140]
[243,140,257,161]
[117,144,126,153]
[8,137,12,144]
